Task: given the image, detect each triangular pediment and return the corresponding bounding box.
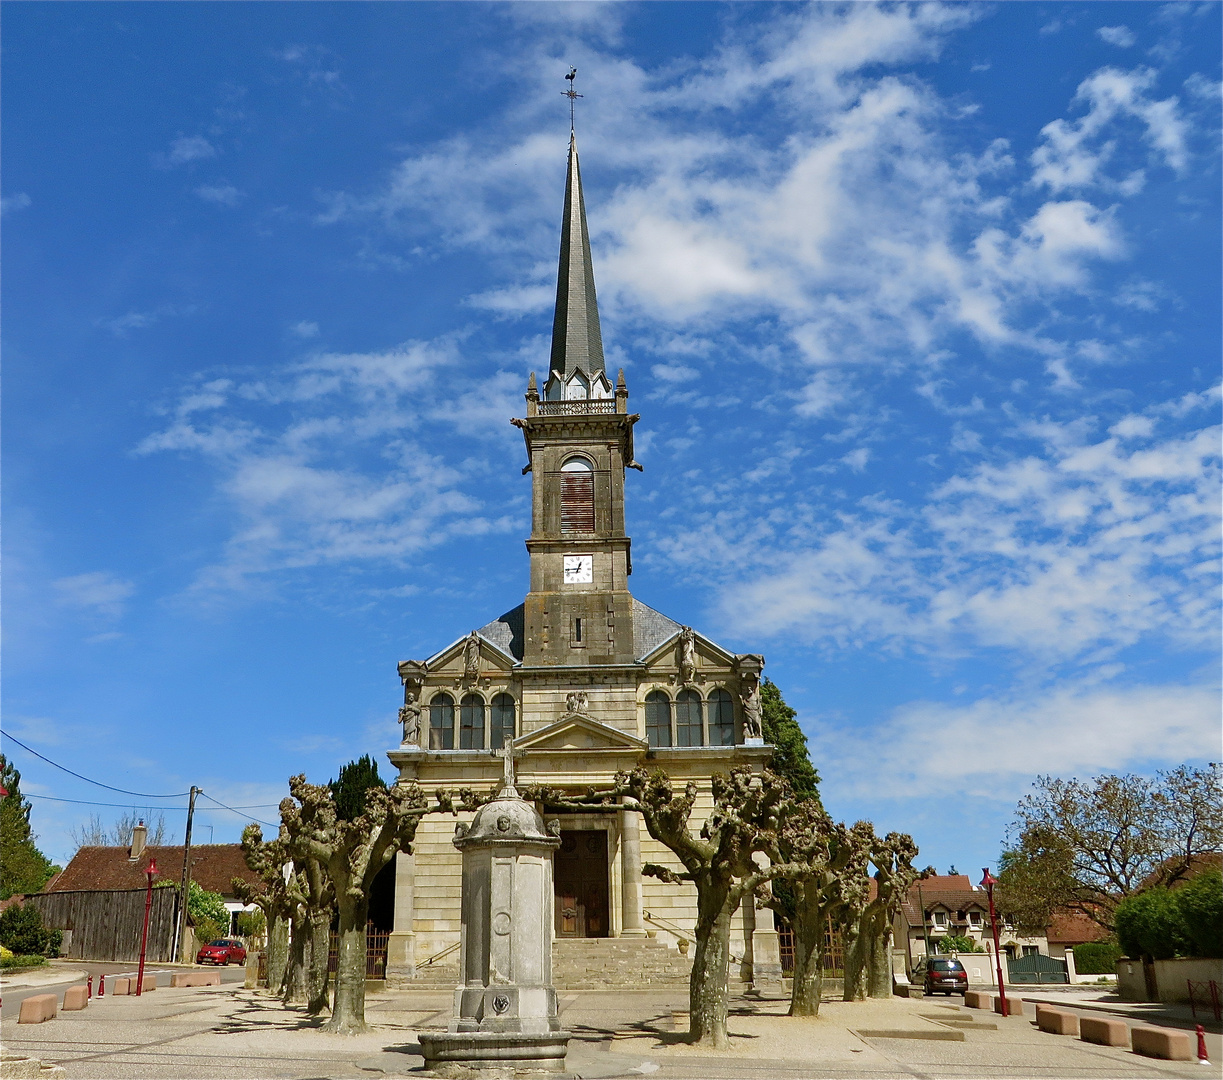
[639,627,737,668]
[516,713,646,752]
[426,631,517,673]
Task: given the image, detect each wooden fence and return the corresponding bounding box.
[29,887,178,963]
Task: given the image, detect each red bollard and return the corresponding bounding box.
[1197,1025,1210,1064]
[87,975,93,998]
[98,973,105,996]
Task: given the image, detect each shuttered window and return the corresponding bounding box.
[560,459,595,533]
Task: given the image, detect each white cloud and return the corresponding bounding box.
[1,193,31,215]
[161,135,217,167]
[52,572,135,620]
[813,678,1219,800]
[194,183,242,206]
[290,320,320,339]
[1097,25,1136,48]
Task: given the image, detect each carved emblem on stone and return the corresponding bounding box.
[546,819,561,837]
[565,690,589,714]
[678,626,696,685]
[492,911,512,936]
[454,822,470,839]
[496,815,512,832]
[492,994,510,1013]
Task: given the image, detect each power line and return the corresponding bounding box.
[1,732,192,799]
[198,791,278,829]
[25,794,190,810]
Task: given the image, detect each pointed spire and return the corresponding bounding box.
[549,133,605,381]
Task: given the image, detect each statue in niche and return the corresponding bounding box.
[565,690,589,715]
[678,626,697,685]
[463,631,481,681]
[740,675,763,740]
[399,692,422,745]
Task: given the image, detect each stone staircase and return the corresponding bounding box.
[551,937,692,989]
[398,938,696,990]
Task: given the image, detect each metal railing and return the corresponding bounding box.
[537,400,616,416]
[777,921,844,975]
[643,910,743,967]
[327,925,389,978]
[1188,979,1221,1022]
[421,940,461,968]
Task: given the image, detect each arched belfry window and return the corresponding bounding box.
[430,693,455,750]
[645,690,672,748]
[708,688,735,746]
[460,694,485,749]
[560,457,595,533]
[676,689,704,747]
[490,694,515,750]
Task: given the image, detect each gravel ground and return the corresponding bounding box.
[1,983,1215,1080]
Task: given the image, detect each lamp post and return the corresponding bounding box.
[980,867,1008,1016]
[136,858,159,996]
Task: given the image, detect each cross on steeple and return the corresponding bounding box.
[495,742,527,795]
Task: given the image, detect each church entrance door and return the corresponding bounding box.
[554,830,609,938]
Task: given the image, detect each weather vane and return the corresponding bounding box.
[563,67,582,130]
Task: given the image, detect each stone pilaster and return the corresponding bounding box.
[619,800,645,937]
[386,849,417,987]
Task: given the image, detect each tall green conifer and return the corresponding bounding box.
[0,755,59,899]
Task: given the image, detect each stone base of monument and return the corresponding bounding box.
[417,1030,571,1074]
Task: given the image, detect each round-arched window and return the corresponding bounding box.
[460,694,485,749]
[645,690,672,748]
[430,693,455,750]
[490,694,515,750]
[675,689,704,747]
[708,688,735,746]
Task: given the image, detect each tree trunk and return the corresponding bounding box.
[306,912,332,1016]
[867,921,893,998]
[282,913,307,1004]
[688,884,734,1048]
[788,905,824,1016]
[842,916,869,1001]
[266,916,289,993]
[324,895,369,1034]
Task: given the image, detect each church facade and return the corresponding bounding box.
[384,133,779,984]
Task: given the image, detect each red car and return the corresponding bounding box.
[196,938,246,966]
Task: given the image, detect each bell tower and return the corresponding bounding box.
[512,133,640,667]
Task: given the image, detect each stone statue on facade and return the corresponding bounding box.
[565,690,589,715]
[678,626,697,685]
[399,692,422,745]
[463,631,481,682]
[740,676,763,740]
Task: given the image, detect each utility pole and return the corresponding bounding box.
[172,787,199,963]
[917,882,933,964]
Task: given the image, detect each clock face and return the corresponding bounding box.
[563,555,593,584]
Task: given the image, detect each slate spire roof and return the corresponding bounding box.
[548,132,605,381]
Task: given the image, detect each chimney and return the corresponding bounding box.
[129,820,147,861]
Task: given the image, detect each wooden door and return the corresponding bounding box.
[554,830,609,938]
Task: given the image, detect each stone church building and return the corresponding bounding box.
[384,133,780,987]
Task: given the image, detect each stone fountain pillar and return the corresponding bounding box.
[418,748,570,1073]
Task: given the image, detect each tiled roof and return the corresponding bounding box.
[45,845,262,898]
[1047,910,1110,945]
[478,605,525,661]
[899,877,990,928]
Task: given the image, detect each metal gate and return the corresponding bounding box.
[1007,952,1068,984]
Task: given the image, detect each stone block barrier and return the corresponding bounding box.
[139,974,157,993]
[1080,1016,1129,1046]
[18,994,58,1024]
[994,996,1023,1016]
[1131,1026,1194,1061]
[1035,1005,1079,1036]
[110,978,130,996]
[964,991,992,1009]
[171,971,221,988]
[61,985,89,1011]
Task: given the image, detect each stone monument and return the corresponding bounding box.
[418,746,570,1074]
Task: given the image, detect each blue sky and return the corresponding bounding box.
[4,2,1219,876]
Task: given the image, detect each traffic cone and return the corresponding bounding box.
[1197,1025,1210,1065]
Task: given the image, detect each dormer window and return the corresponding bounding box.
[560,457,595,533]
[565,371,589,400]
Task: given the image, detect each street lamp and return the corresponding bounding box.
[980,867,1009,1016]
[136,858,159,996]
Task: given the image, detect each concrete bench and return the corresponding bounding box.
[18,994,58,1024]
[993,995,1023,1016]
[61,984,89,1011]
[1035,1005,1079,1035]
[1131,1026,1193,1061]
[171,971,221,988]
[964,991,992,1009]
[1080,1016,1129,1046]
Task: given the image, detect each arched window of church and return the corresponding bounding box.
[645,690,672,748]
[489,693,515,750]
[560,457,595,533]
[675,688,704,747]
[460,694,485,749]
[708,688,735,746]
[430,693,455,750]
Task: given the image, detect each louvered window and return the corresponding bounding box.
[560,458,595,533]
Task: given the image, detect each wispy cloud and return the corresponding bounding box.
[1097,25,1137,49]
[154,135,218,169]
[1,193,32,216]
[52,572,135,620]
[194,183,243,206]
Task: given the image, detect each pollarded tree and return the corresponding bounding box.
[842,830,919,1000]
[233,827,297,996]
[761,810,872,1016]
[278,774,432,1034]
